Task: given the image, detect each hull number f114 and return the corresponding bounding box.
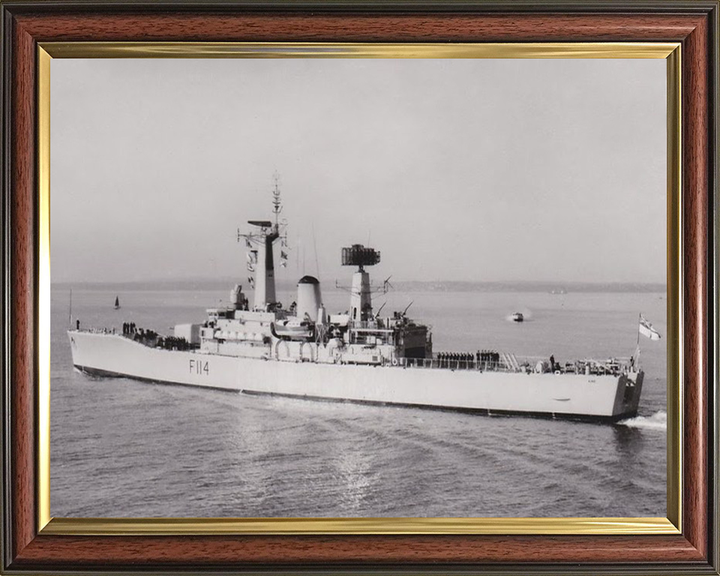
[189,359,209,376]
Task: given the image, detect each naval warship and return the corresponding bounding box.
[68,187,645,422]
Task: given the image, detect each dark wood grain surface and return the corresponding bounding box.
[10,533,707,567]
[2,4,716,572]
[681,11,710,560]
[9,13,37,562]
[12,12,706,42]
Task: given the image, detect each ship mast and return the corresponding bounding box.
[238,175,288,311]
[272,175,282,230]
[341,244,381,322]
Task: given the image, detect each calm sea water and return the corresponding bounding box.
[50,287,666,518]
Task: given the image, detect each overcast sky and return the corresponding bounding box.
[51,57,666,285]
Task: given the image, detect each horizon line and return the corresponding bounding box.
[51,277,668,288]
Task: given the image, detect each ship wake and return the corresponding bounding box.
[618,410,667,431]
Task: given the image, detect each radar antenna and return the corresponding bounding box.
[341,244,381,271]
[335,246,390,296]
[336,244,383,322]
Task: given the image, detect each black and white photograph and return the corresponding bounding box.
[50,55,667,519]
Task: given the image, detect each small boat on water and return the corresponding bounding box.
[511,312,524,322]
[114,296,120,310]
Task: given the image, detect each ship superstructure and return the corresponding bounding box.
[68,185,645,422]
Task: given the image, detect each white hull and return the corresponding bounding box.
[68,331,643,422]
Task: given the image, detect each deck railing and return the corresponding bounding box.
[400,356,633,376]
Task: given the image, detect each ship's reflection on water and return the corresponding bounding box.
[613,425,646,457]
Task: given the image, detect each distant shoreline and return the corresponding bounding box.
[52,279,667,294]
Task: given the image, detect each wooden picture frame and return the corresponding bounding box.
[1,1,717,573]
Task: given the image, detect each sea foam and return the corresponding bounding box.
[619,410,667,431]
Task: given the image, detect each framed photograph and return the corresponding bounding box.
[1,1,717,574]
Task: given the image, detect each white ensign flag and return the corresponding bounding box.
[639,315,661,340]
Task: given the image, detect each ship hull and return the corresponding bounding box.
[68,331,643,422]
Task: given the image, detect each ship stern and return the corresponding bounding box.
[610,370,644,421]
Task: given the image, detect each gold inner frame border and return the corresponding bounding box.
[36,41,682,536]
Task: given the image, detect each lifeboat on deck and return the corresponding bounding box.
[271,319,314,340]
